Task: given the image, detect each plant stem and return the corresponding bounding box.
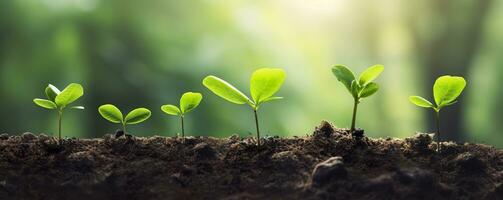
[350,98,359,132]
[58,111,62,144]
[122,123,126,133]
[253,109,260,147]
[181,116,185,142]
[435,110,441,151]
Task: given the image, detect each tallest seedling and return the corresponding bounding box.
[331,65,384,134]
[203,68,286,146]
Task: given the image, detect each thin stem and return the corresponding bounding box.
[58,111,62,144]
[350,98,359,132]
[122,123,126,133]
[181,116,185,143]
[435,110,441,151]
[254,109,260,147]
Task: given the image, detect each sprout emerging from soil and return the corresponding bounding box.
[98,104,151,134]
[409,75,466,151]
[161,92,203,139]
[331,65,384,135]
[203,68,286,146]
[33,83,85,143]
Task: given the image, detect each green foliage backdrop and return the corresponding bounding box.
[0,0,502,147]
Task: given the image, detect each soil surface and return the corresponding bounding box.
[0,121,502,200]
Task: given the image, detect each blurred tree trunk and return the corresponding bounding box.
[408,0,492,141]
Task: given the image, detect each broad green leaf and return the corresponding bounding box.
[98,104,123,123]
[33,98,57,109]
[433,76,466,108]
[409,96,434,108]
[250,68,286,104]
[55,83,84,107]
[261,96,283,103]
[180,92,202,114]
[203,76,251,105]
[125,108,151,124]
[359,65,384,86]
[70,106,85,110]
[45,84,60,101]
[332,65,356,93]
[359,82,379,98]
[161,104,181,116]
[350,80,360,98]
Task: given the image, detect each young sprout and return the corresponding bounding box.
[161,92,203,139]
[203,68,286,146]
[98,104,151,134]
[331,64,384,134]
[33,83,85,143]
[409,75,466,151]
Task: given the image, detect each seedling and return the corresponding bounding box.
[98,104,151,134]
[331,64,384,135]
[161,92,203,139]
[409,75,466,151]
[203,68,286,146]
[33,83,85,143]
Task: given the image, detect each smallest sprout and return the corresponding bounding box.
[409,75,466,151]
[161,92,203,139]
[98,104,151,134]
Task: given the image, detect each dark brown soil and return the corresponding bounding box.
[0,121,502,200]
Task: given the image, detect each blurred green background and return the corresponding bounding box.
[1,0,502,147]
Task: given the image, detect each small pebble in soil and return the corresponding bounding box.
[311,156,347,186]
[313,121,334,138]
[115,130,124,138]
[0,133,9,140]
[192,142,217,160]
[38,133,49,142]
[21,132,37,142]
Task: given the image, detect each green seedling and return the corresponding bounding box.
[409,75,466,151]
[98,104,151,134]
[332,64,384,134]
[33,83,85,143]
[161,92,203,139]
[203,68,286,146]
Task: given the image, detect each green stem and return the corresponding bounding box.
[58,111,62,144]
[254,109,260,147]
[122,123,126,133]
[181,116,185,143]
[350,98,359,132]
[435,110,440,151]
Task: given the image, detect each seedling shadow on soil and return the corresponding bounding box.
[0,121,502,200]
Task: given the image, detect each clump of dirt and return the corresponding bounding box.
[0,121,502,200]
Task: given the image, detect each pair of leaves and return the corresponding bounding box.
[410,75,466,111]
[34,83,85,110]
[332,65,384,100]
[98,104,151,125]
[161,92,203,116]
[202,68,286,109]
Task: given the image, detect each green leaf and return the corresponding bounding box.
[359,82,379,98]
[350,80,360,98]
[70,106,85,110]
[45,84,60,101]
[33,98,57,109]
[125,108,151,124]
[55,83,84,108]
[409,96,434,108]
[250,68,286,104]
[203,75,251,105]
[98,104,123,123]
[359,65,384,86]
[332,65,356,93]
[180,92,202,114]
[433,76,466,108]
[161,104,181,116]
[261,96,283,103]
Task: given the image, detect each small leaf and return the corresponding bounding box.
[98,104,123,123]
[359,82,379,98]
[70,106,85,110]
[433,76,466,108]
[250,68,286,105]
[55,83,84,108]
[359,65,384,86]
[332,65,356,93]
[45,84,60,101]
[409,96,434,108]
[180,92,203,114]
[203,76,251,105]
[261,96,283,103]
[161,104,181,116]
[33,98,57,109]
[350,80,360,98]
[125,108,151,124]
